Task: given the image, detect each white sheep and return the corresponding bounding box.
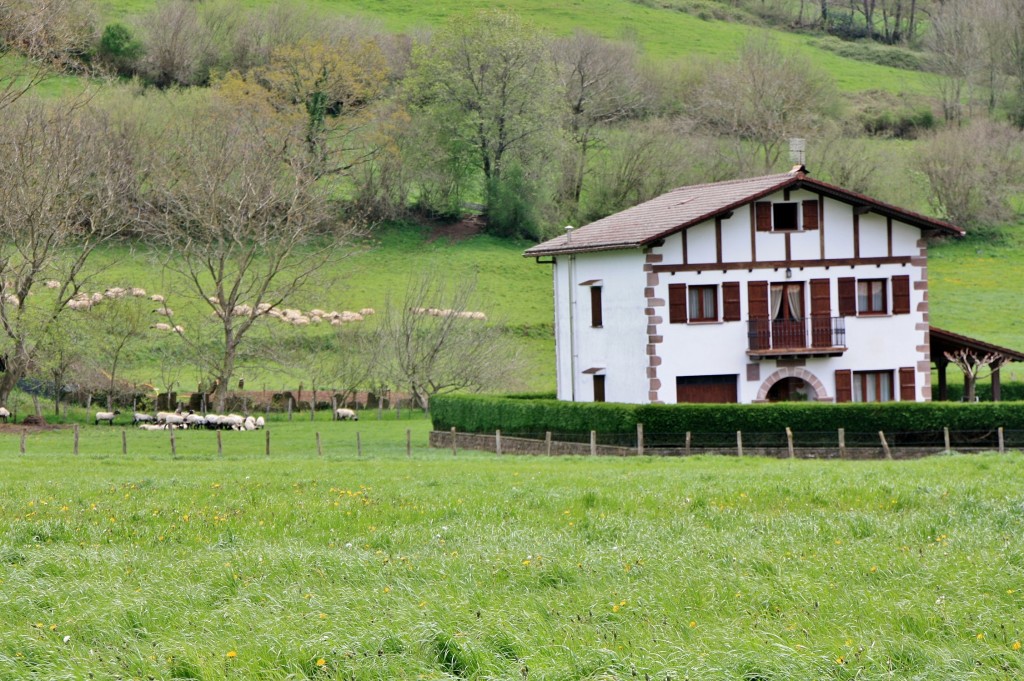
[185,413,207,428]
[150,323,172,331]
[104,287,127,299]
[172,325,185,334]
[44,280,60,289]
[0,406,9,422]
[255,416,265,429]
[153,307,173,317]
[138,423,166,431]
[334,407,358,421]
[359,307,376,316]
[130,288,147,297]
[150,294,165,303]
[66,299,91,311]
[243,416,257,431]
[90,292,104,304]
[132,413,154,425]
[95,410,120,425]
[231,304,252,317]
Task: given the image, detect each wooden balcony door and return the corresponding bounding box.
[810,278,832,348]
[771,282,805,349]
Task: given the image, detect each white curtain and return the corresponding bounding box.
[770,284,783,320]
[787,286,802,320]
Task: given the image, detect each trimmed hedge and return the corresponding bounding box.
[944,382,1024,403]
[432,394,1024,445]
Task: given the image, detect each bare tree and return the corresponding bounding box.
[944,349,1007,403]
[689,34,838,173]
[927,0,983,124]
[136,0,216,87]
[0,100,140,408]
[143,104,347,412]
[84,294,151,409]
[375,274,524,410]
[915,119,1024,228]
[551,31,649,217]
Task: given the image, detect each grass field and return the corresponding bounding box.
[1,417,1023,679]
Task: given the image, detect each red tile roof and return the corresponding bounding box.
[524,168,964,257]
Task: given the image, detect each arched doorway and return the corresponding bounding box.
[766,376,816,402]
[755,367,830,402]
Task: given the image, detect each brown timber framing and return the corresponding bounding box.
[887,217,893,257]
[652,255,913,274]
[818,195,825,260]
[715,217,723,264]
[749,203,757,262]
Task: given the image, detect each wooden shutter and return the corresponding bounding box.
[802,200,820,230]
[835,369,853,403]
[810,278,831,347]
[899,367,915,401]
[892,275,910,315]
[590,286,603,327]
[755,201,772,231]
[748,281,769,350]
[722,282,741,322]
[668,284,687,323]
[838,277,857,317]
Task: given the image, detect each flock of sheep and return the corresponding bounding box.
[93,407,359,429]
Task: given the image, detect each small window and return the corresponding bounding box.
[590,286,603,327]
[857,280,887,315]
[772,203,799,231]
[688,285,717,322]
[593,374,606,403]
[853,371,893,403]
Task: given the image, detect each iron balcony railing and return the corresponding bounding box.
[747,316,846,353]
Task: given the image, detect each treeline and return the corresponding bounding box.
[1,0,1024,236]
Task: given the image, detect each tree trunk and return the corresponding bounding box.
[0,355,26,407]
[964,375,977,402]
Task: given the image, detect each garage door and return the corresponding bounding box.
[676,375,738,403]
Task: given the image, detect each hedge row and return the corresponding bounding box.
[944,382,1024,402]
[431,394,1024,437]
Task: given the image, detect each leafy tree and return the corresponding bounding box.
[408,10,560,230]
[97,22,143,76]
[84,294,151,410]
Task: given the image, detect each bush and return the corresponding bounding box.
[431,394,637,437]
[485,164,543,240]
[97,22,143,75]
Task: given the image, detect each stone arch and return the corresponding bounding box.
[755,367,830,402]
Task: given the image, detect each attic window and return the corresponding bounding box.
[772,203,799,231]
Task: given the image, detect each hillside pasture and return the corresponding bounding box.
[1,425,1023,679]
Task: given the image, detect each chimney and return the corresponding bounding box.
[565,225,574,244]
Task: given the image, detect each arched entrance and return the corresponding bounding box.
[766,376,816,402]
[755,367,830,402]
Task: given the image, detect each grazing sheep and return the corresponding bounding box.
[0,406,9,422]
[334,407,358,421]
[255,416,265,429]
[95,410,120,426]
[132,413,154,425]
[44,280,61,289]
[359,307,376,316]
[150,323,172,331]
[104,287,127,299]
[138,423,166,431]
[172,325,185,334]
[185,413,207,429]
[66,298,91,311]
[243,416,257,431]
[130,288,147,297]
[231,304,252,317]
[153,307,173,317]
[150,294,165,303]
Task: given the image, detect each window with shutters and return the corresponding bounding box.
[590,286,603,327]
[857,279,887,315]
[853,370,893,402]
[688,285,718,322]
[668,284,687,323]
[772,203,799,231]
[756,200,818,231]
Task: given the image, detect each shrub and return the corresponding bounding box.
[431,394,637,437]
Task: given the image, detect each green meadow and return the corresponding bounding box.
[1,417,1023,679]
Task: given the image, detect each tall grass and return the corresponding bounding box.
[1,421,1023,679]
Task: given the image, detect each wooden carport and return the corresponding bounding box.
[930,326,1024,401]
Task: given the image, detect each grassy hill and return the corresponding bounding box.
[94,0,933,94]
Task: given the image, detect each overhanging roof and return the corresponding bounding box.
[525,167,964,258]
[930,326,1024,363]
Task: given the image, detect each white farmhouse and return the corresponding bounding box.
[525,166,970,404]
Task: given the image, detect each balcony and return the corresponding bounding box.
[747,317,846,359]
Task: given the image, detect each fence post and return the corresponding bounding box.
[451,427,457,456]
[357,431,362,458]
[316,431,322,458]
[590,430,596,456]
[378,395,383,421]
[495,429,502,456]
[170,428,176,459]
[331,394,337,418]
[637,423,644,456]
[19,431,26,455]
[786,427,795,459]
[685,431,691,456]
[736,430,743,457]
[838,428,846,458]
[265,430,271,457]
[217,430,223,457]
[310,397,315,422]
[406,429,412,458]
[73,424,79,456]
[121,429,127,456]
[879,430,892,460]
[943,427,950,455]
[545,431,552,456]
[998,427,1005,453]
[287,398,293,421]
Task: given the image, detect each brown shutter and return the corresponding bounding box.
[722,282,741,322]
[748,281,769,350]
[802,200,820,230]
[838,277,856,317]
[755,201,772,231]
[899,367,916,401]
[835,369,853,403]
[668,284,687,323]
[892,275,910,315]
[590,286,603,327]
[810,278,831,347]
